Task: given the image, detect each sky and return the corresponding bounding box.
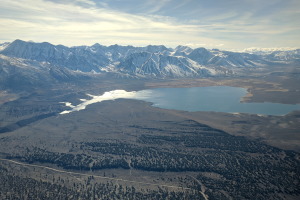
[0,0,299,50]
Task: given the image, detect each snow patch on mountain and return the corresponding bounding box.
[0,42,10,51]
[1,39,299,79]
[243,47,298,54]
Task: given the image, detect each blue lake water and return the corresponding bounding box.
[60,86,300,116]
[137,86,300,116]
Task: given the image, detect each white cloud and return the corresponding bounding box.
[75,0,96,6]
[143,0,172,13]
[0,0,218,47]
[0,0,299,50]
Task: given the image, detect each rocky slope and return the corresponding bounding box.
[0,39,299,89]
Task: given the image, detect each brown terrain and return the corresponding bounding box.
[0,71,299,199]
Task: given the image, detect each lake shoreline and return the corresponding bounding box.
[60,86,300,116]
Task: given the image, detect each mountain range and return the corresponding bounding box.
[0,39,299,90]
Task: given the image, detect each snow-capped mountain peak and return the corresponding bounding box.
[0,39,299,79]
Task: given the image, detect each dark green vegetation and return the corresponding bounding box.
[0,165,201,200]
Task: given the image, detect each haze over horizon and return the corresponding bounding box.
[0,0,299,50]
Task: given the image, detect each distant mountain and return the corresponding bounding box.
[187,47,213,65]
[265,49,300,61]
[0,39,299,84]
[243,48,300,61]
[0,42,10,51]
[1,39,109,72]
[0,54,89,91]
[117,52,215,77]
[174,45,193,56]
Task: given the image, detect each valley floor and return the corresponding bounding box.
[0,75,299,199]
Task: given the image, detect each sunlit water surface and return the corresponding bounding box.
[60,86,300,116]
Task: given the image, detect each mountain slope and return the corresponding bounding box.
[0,39,299,80]
[0,54,89,91]
[1,40,109,72]
[117,52,215,77]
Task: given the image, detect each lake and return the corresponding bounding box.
[138,86,300,116]
[60,86,300,116]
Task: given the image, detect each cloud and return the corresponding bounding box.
[0,0,215,47]
[143,0,172,14]
[75,0,96,6]
[0,0,299,49]
[185,43,224,48]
